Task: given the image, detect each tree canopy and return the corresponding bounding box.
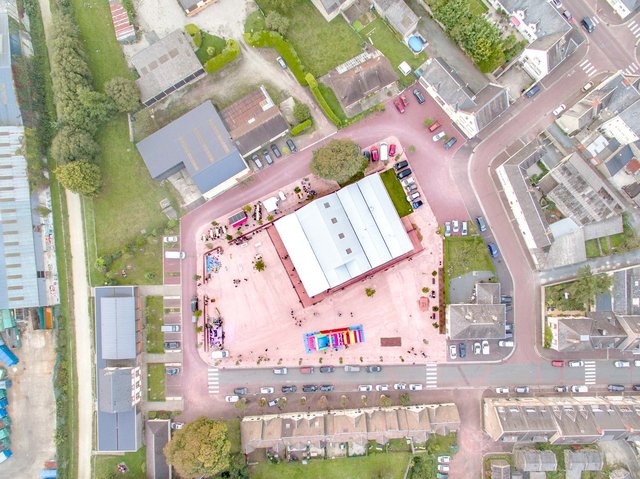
[293,101,311,123]
[55,160,102,196]
[51,127,100,163]
[164,417,231,478]
[568,266,613,311]
[104,77,140,113]
[310,139,367,185]
[266,11,290,36]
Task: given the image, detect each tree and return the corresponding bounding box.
[254,259,266,272]
[164,417,231,478]
[569,266,613,311]
[55,160,102,196]
[266,11,290,36]
[399,393,411,406]
[379,395,392,407]
[234,397,247,411]
[293,101,311,123]
[271,0,295,13]
[104,77,140,113]
[310,139,367,185]
[340,395,349,408]
[365,288,376,297]
[51,127,100,163]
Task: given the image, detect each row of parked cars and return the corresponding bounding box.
[249,139,297,169]
[393,160,424,209]
[365,142,396,162]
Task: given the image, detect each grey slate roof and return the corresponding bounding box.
[136,101,248,195]
[374,0,419,37]
[552,313,629,352]
[605,144,636,176]
[146,420,172,479]
[514,449,558,472]
[564,450,603,472]
[100,296,137,360]
[620,0,640,11]
[99,368,134,413]
[498,0,570,40]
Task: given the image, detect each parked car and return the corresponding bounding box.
[161,324,181,333]
[473,342,481,355]
[505,323,513,332]
[380,142,389,161]
[498,340,514,347]
[262,149,273,165]
[452,220,459,233]
[251,154,263,169]
[552,104,566,116]
[581,81,593,92]
[568,360,584,368]
[406,183,418,193]
[358,384,373,392]
[363,150,371,161]
[633,385,640,391]
[393,98,405,113]
[438,464,450,473]
[428,121,441,132]
[260,387,275,394]
[432,131,446,142]
[438,456,451,464]
[554,386,569,393]
[225,395,240,403]
[495,387,509,394]
[459,343,466,358]
[171,422,184,430]
[406,192,420,202]
[300,367,314,374]
[320,385,334,392]
[268,398,280,407]
[302,385,318,393]
[515,386,530,394]
[487,243,499,258]
[635,360,640,367]
[271,143,282,158]
[401,177,415,187]
[444,222,451,237]
[276,56,287,69]
[413,88,426,104]
[615,360,630,368]
[394,383,407,390]
[164,341,180,350]
[371,147,379,162]
[412,200,423,209]
[449,344,457,359]
[273,368,288,374]
[191,296,198,312]
[375,384,389,391]
[397,168,412,179]
[234,387,248,395]
[409,383,423,391]
[389,144,396,156]
[319,366,335,373]
[165,367,180,375]
[551,0,562,7]
[394,160,409,171]
[562,10,573,22]
[461,221,468,236]
[163,236,178,243]
[366,366,382,373]
[286,138,297,152]
[571,385,588,393]
[282,385,297,393]
[551,360,564,367]
[608,384,625,392]
[581,16,595,32]
[482,340,490,355]
[344,365,361,372]
[476,216,487,232]
[444,137,457,150]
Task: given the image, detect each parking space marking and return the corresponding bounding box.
[584,361,596,385]
[426,363,438,389]
[208,367,219,393]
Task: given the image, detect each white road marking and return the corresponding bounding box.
[592,16,600,25]
[579,59,590,68]
[580,60,597,78]
[208,367,220,393]
[426,362,438,389]
[584,361,596,385]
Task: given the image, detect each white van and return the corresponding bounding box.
[161,324,181,333]
[211,350,229,359]
[379,142,389,162]
[165,251,185,259]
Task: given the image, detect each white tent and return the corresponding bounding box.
[263,196,279,213]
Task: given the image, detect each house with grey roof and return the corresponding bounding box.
[446,283,506,340]
[605,0,640,18]
[564,450,603,473]
[612,266,640,315]
[136,100,250,200]
[491,459,511,479]
[417,57,510,138]
[131,30,205,107]
[94,286,143,452]
[146,420,172,479]
[175,0,216,17]
[310,0,354,21]
[487,0,583,81]
[546,312,640,352]
[514,449,557,472]
[372,0,419,38]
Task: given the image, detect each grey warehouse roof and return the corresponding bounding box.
[99,368,135,413]
[0,12,22,126]
[100,296,137,359]
[136,101,248,195]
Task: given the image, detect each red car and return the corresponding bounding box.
[551,360,564,367]
[371,147,379,161]
[389,144,396,156]
[393,98,405,113]
[400,95,408,107]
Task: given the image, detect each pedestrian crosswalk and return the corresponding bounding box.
[629,20,640,39]
[584,361,596,385]
[623,62,640,76]
[579,59,597,77]
[426,363,438,389]
[591,16,601,25]
[208,367,219,393]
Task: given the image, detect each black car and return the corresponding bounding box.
[319,366,335,373]
[413,88,426,104]
[412,200,423,209]
[397,168,412,180]
[608,384,625,392]
[286,138,297,152]
[444,137,457,150]
[302,385,318,393]
[320,385,334,392]
[633,385,640,391]
[191,296,198,312]
[459,343,466,358]
[271,143,282,158]
[262,149,273,165]
[282,385,297,393]
[234,387,248,395]
[164,341,180,350]
[393,160,409,171]
[366,366,382,373]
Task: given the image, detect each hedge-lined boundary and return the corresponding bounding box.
[305,73,342,126]
[204,39,240,73]
[244,31,307,86]
[291,118,312,136]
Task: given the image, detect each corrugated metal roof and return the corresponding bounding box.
[0,12,22,126]
[100,296,137,359]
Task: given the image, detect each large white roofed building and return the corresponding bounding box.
[274,174,413,297]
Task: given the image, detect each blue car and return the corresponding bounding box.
[488,243,499,258]
[412,200,423,209]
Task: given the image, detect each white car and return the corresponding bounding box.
[432,131,446,142]
[393,383,407,390]
[614,360,630,368]
[438,456,451,464]
[163,236,178,243]
[495,387,509,394]
[358,384,373,392]
[406,192,420,202]
[635,360,640,367]
[401,177,415,187]
[444,222,451,237]
[571,385,588,393]
[461,221,468,236]
[225,395,240,403]
[551,0,562,8]
[498,340,514,347]
[375,384,389,391]
[438,464,450,473]
[473,342,481,355]
[273,368,288,374]
[482,340,490,355]
[409,383,423,391]
[260,387,275,394]
[452,220,459,233]
[568,360,584,368]
[449,344,457,359]
[171,422,184,430]
[552,104,566,116]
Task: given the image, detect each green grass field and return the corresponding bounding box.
[380,169,413,217]
[94,448,146,479]
[444,236,496,280]
[252,453,411,479]
[145,296,164,353]
[147,364,166,402]
[585,239,600,258]
[196,32,227,64]
[317,82,347,122]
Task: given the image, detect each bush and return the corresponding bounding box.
[305,73,342,126]
[290,119,312,136]
[293,101,311,122]
[244,31,307,85]
[204,39,240,73]
[544,325,553,349]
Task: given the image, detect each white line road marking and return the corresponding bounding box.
[584,361,596,385]
[208,368,219,393]
[426,363,438,389]
[579,59,590,67]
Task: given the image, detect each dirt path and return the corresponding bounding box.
[36,0,93,475]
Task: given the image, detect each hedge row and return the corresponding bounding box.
[204,39,240,73]
[185,24,202,48]
[244,31,307,86]
[305,73,342,126]
[291,119,313,136]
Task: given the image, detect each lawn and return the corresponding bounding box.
[252,453,411,479]
[359,18,427,83]
[257,0,362,77]
[544,282,585,312]
[196,32,227,64]
[380,169,413,217]
[444,236,495,280]
[145,296,164,353]
[585,239,600,258]
[318,82,347,123]
[72,0,177,285]
[94,448,146,479]
[147,363,166,402]
[469,0,489,15]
